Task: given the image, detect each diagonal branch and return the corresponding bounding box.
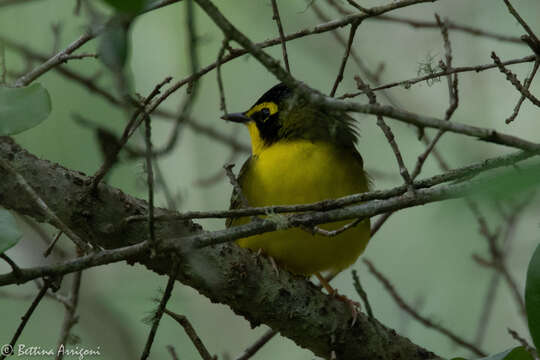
[0,136,437,360]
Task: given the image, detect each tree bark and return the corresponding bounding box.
[0,136,437,359]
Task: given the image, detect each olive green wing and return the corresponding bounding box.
[225,156,252,228]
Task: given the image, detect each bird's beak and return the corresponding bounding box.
[221,112,250,123]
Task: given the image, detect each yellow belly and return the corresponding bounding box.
[231,140,370,275]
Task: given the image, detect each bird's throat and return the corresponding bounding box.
[246,122,266,156]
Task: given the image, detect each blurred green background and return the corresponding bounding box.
[1,0,539,359]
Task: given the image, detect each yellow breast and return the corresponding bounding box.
[231,139,371,275]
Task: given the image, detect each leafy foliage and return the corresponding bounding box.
[0,83,51,135]
[525,243,540,350]
[0,208,21,254]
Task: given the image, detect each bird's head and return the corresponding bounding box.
[221,83,358,155]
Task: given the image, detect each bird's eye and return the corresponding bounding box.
[260,108,270,119]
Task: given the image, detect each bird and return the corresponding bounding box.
[221,83,371,294]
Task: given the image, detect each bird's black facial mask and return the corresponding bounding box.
[222,83,292,146]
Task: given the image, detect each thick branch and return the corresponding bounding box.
[0,137,434,360]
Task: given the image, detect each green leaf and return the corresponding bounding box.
[0,83,51,135]
[452,346,534,360]
[0,208,22,254]
[101,0,146,13]
[98,21,130,71]
[526,243,540,350]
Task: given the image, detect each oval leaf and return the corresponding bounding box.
[98,22,129,71]
[0,83,51,135]
[452,347,534,360]
[0,208,22,254]
[526,243,540,350]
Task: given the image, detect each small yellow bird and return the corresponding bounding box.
[222,83,370,285]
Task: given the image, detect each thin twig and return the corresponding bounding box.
[164,309,215,360]
[355,76,414,189]
[44,231,63,258]
[491,52,540,107]
[502,0,540,46]
[0,241,150,286]
[372,15,523,43]
[506,61,540,124]
[311,218,363,237]
[352,270,373,318]
[0,39,6,84]
[14,31,98,87]
[340,55,536,99]
[140,261,180,360]
[19,216,69,259]
[330,21,360,97]
[125,149,534,223]
[55,270,83,360]
[0,158,91,252]
[224,164,249,208]
[91,76,173,188]
[144,115,157,247]
[166,345,180,360]
[313,1,399,106]
[0,254,22,278]
[470,201,528,321]
[507,328,538,358]
[235,329,278,360]
[217,38,230,113]
[153,160,178,210]
[270,0,290,73]
[363,259,486,356]
[0,279,52,360]
[371,13,460,232]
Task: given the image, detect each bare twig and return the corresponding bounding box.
[0,254,22,279]
[352,270,373,318]
[125,149,534,223]
[91,76,173,188]
[55,270,83,360]
[506,61,540,124]
[235,329,278,360]
[502,0,540,46]
[310,218,363,237]
[330,21,360,97]
[270,0,290,74]
[166,345,180,360]
[313,1,399,106]
[340,55,536,99]
[364,259,486,356]
[44,231,63,258]
[216,38,230,113]
[0,279,52,360]
[140,261,180,360]
[14,31,98,87]
[372,15,523,43]
[470,201,528,321]
[144,114,157,247]
[164,309,215,360]
[507,328,538,358]
[491,52,540,107]
[0,39,6,84]
[371,15,459,232]
[0,158,91,252]
[0,241,150,286]
[224,164,249,208]
[153,160,178,210]
[355,76,414,189]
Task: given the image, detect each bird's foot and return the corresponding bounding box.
[255,248,280,277]
[315,272,361,326]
